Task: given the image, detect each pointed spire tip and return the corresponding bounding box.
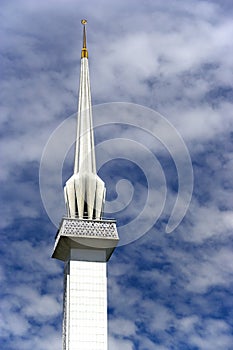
[81,19,88,59]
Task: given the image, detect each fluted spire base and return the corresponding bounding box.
[64,173,105,220]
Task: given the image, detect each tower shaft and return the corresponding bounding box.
[53,218,118,350]
[63,253,107,350]
[52,21,118,350]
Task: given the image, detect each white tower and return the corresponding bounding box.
[52,20,119,350]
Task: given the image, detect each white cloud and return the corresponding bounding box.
[109,318,136,338]
[109,336,134,350]
[189,319,233,350]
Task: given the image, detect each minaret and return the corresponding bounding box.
[52,20,119,350]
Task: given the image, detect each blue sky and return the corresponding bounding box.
[1,0,233,349]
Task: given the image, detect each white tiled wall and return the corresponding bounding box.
[64,257,107,350]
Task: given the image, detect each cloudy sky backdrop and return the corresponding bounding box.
[1,0,233,349]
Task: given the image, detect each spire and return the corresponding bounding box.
[81,19,88,58]
[64,20,106,220]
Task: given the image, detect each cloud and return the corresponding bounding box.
[0,238,62,348]
[109,336,134,350]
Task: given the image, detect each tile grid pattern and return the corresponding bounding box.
[63,260,107,350]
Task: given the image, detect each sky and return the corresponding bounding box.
[1,0,233,349]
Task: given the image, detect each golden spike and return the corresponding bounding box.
[81,19,88,58]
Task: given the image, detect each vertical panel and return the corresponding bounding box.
[63,258,107,350]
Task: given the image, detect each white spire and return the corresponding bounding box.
[64,20,106,220]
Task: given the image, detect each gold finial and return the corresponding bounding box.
[81,19,88,58]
